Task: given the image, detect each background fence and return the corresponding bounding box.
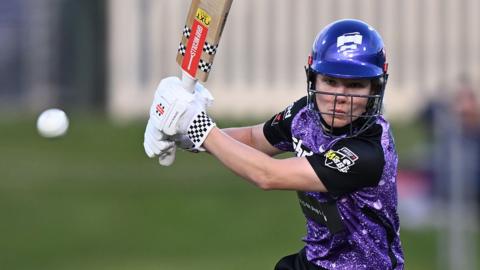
[1,0,478,120]
[107,0,480,120]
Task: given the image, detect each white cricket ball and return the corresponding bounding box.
[36,108,69,138]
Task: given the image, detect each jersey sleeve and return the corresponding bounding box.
[263,97,307,151]
[306,137,385,197]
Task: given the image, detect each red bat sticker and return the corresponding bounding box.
[181,19,208,78]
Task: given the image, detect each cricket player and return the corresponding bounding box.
[144,19,404,269]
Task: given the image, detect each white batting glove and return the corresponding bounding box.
[150,77,213,136]
[165,83,213,152]
[149,77,195,136]
[144,77,215,165]
[174,134,206,153]
[149,76,214,136]
[150,97,215,153]
[173,98,216,150]
[144,119,177,166]
[158,145,176,166]
[143,119,175,158]
[195,82,214,109]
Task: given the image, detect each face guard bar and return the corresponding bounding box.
[307,88,385,138]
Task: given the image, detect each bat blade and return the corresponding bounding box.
[176,0,233,82]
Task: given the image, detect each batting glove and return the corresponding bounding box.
[143,119,175,158]
[194,81,214,109]
[174,134,206,153]
[144,117,177,166]
[149,76,215,136]
[158,144,176,166]
[144,77,215,165]
[173,99,216,150]
[149,76,195,136]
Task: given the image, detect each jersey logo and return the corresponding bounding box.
[271,113,283,126]
[292,137,313,157]
[271,103,294,126]
[319,144,326,153]
[283,103,293,119]
[337,32,363,52]
[324,147,359,173]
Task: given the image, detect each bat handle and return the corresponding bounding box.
[181,70,197,94]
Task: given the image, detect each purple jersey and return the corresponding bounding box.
[263,97,404,269]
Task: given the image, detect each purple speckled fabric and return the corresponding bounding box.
[290,107,404,269]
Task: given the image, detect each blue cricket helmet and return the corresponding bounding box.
[310,19,387,79]
[306,19,389,137]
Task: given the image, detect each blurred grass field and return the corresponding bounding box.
[0,115,475,270]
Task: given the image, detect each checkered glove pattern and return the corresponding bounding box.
[186,111,216,149]
[174,134,205,153]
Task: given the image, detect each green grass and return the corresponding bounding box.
[0,116,477,269]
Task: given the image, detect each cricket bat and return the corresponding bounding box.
[158,0,233,166]
[176,0,233,93]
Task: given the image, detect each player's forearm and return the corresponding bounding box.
[222,126,254,146]
[204,127,279,190]
[222,124,281,156]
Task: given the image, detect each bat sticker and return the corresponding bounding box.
[181,19,209,77]
[195,8,211,27]
[181,8,213,78]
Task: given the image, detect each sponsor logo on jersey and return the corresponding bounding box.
[324,146,359,173]
[284,103,293,119]
[298,197,328,222]
[272,103,293,126]
[292,137,313,157]
[337,32,363,52]
[271,113,283,126]
[319,144,326,153]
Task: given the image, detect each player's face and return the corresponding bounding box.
[315,75,371,128]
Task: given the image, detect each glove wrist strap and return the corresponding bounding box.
[187,111,216,149]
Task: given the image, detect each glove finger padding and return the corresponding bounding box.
[144,124,162,158]
[144,141,156,158]
[146,119,167,140]
[144,119,175,157]
[144,131,175,157]
[158,145,176,166]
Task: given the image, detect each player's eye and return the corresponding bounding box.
[322,78,337,86]
[348,82,368,88]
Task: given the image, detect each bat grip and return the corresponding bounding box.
[181,70,197,94]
